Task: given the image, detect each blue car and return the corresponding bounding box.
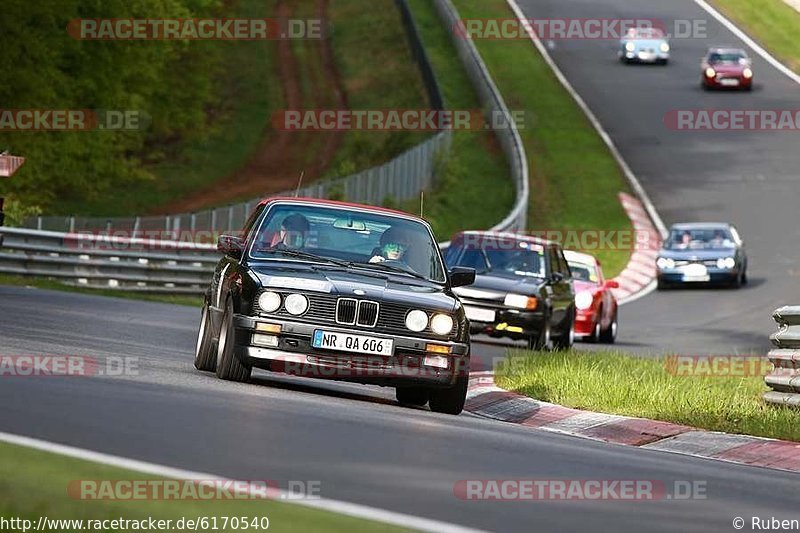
[656,223,747,289]
[619,27,670,65]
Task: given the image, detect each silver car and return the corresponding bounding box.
[619,27,670,65]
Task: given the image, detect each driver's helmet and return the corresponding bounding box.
[379,226,413,260]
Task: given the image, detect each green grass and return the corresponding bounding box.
[58,0,283,216]
[403,0,513,241]
[450,0,634,277]
[496,350,800,442]
[0,441,409,533]
[0,274,202,308]
[711,0,800,73]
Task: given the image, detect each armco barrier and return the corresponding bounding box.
[3,0,530,293]
[764,306,800,407]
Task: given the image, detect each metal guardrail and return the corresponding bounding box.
[764,306,800,407]
[2,1,530,294]
[433,0,529,233]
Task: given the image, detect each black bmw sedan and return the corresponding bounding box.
[194,197,476,415]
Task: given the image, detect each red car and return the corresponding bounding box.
[564,250,619,343]
[701,48,753,91]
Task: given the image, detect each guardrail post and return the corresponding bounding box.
[764,306,800,407]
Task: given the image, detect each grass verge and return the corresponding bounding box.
[496,350,800,442]
[710,0,800,73]
[404,0,513,241]
[0,274,201,308]
[450,0,634,277]
[0,441,408,533]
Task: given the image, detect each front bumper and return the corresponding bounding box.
[574,310,597,336]
[461,302,546,340]
[621,50,669,63]
[703,75,752,89]
[657,267,740,285]
[232,315,469,387]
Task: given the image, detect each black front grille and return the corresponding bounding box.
[336,298,357,324]
[357,301,379,327]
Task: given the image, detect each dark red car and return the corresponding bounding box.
[564,250,619,343]
[701,48,753,91]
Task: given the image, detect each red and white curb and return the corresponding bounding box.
[610,192,661,304]
[466,372,800,473]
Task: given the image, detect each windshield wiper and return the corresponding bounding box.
[352,262,434,282]
[261,249,351,268]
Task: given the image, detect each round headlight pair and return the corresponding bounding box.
[716,257,736,269]
[405,310,454,335]
[656,257,675,269]
[258,291,308,316]
[575,291,594,311]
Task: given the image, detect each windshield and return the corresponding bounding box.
[447,239,546,278]
[567,261,599,284]
[629,28,665,39]
[666,227,735,250]
[708,52,747,64]
[248,203,446,282]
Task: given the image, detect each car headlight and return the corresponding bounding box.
[742,67,753,79]
[504,293,537,310]
[660,42,670,53]
[405,309,428,332]
[625,42,635,52]
[575,291,594,311]
[705,67,716,78]
[656,257,675,269]
[258,291,282,313]
[430,314,454,335]
[716,257,736,269]
[284,293,309,315]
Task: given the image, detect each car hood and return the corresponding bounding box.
[572,280,599,294]
[452,272,547,302]
[707,63,746,74]
[627,38,667,49]
[250,264,457,313]
[658,248,736,260]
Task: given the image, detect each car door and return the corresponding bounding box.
[547,246,572,330]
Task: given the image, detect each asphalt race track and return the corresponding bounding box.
[517,0,800,356]
[1,287,800,532]
[3,0,800,531]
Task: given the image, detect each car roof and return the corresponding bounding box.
[707,48,747,55]
[452,230,557,247]
[257,196,420,221]
[563,249,598,265]
[669,222,732,231]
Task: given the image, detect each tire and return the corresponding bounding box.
[429,375,468,415]
[552,309,574,351]
[656,277,668,290]
[588,308,602,343]
[396,387,429,407]
[215,303,252,383]
[742,269,748,285]
[193,304,216,372]
[527,319,551,350]
[599,310,618,344]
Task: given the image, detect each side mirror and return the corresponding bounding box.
[604,280,620,289]
[551,271,565,283]
[218,234,244,259]
[449,266,476,288]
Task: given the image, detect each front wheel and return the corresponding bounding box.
[215,303,252,383]
[599,310,618,344]
[552,310,574,351]
[194,304,216,372]
[429,375,468,415]
[527,319,551,350]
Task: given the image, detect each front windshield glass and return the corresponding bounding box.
[666,227,735,250]
[248,203,446,282]
[448,238,546,278]
[708,52,747,64]
[631,28,664,39]
[568,261,599,284]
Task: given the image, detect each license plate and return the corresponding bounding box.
[638,52,654,60]
[681,264,709,282]
[312,330,393,356]
[720,79,740,86]
[465,306,496,323]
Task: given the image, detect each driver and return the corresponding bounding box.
[370,226,412,264]
[270,213,310,250]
